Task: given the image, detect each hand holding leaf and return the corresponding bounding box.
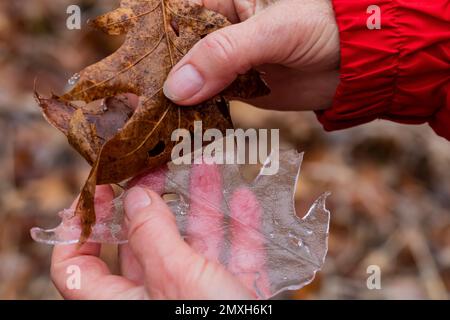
[36,0,269,241]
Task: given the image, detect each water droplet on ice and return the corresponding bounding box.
[176,200,189,216]
[68,73,80,85]
[99,99,109,112]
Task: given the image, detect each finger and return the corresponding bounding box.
[126,165,167,194]
[52,185,112,263]
[118,244,145,285]
[123,93,139,110]
[124,186,255,299]
[186,163,224,262]
[51,245,144,299]
[191,0,239,23]
[123,187,195,288]
[51,185,144,299]
[120,166,168,284]
[163,11,286,105]
[228,187,271,298]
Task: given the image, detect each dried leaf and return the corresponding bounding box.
[35,0,269,241]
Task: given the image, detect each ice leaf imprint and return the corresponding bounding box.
[165,149,331,298]
[31,149,330,299]
[34,0,269,242]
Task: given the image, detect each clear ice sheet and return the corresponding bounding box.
[31,149,330,299]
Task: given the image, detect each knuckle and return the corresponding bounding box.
[128,210,157,240]
[181,255,211,286]
[203,30,236,65]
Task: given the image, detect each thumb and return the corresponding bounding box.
[124,187,254,299]
[124,187,192,275]
[163,18,277,105]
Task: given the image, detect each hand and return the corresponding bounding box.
[164,0,340,111]
[51,164,271,299]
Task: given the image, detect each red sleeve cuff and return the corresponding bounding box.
[316,0,450,140]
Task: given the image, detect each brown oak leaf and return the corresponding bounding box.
[35,0,269,242]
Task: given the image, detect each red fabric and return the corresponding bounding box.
[316,0,450,140]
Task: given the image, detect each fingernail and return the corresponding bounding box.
[124,187,152,219]
[163,64,204,101]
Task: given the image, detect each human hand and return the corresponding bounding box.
[164,0,340,111]
[51,164,271,299]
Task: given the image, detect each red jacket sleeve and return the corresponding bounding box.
[315,0,450,140]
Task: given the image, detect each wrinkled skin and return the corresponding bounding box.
[165,0,340,110]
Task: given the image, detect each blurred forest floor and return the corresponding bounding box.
[0,0,449,299]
